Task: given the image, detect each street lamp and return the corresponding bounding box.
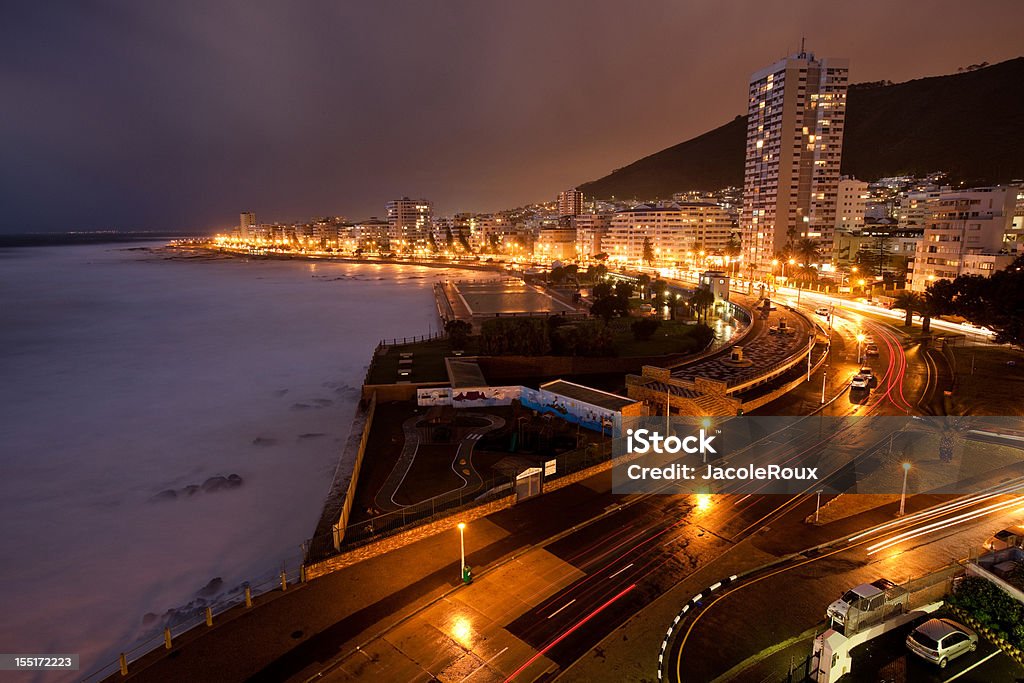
[700,417,713,463]
[856,332,866,363]
[457,523,471,583]
[898,463,911,517]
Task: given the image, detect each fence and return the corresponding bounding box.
[836,564,960,636]
[80,560,306,682]
[330,393,376,549]
[303,439,613,564]
[378,331,447,348]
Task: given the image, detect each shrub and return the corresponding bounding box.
[630,318,661,341]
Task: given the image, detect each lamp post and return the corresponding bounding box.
[821,367,827,404]
[898,463,911,517]
[856,333,866,364]
[815,489,824,523]
[457,523,470,583]
[701,417,712,463]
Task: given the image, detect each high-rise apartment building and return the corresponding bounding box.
[603,203,734,265]
[908,187,1016,291]
[835,177,868,232]
[385,197,433,247]
[557,189,584,218]
[239,211,257,239]
[741,49,849,271]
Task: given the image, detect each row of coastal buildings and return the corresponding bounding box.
[229,49,1024,293]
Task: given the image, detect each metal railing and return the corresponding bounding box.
[377,331,447,348]
[81,560,306,682]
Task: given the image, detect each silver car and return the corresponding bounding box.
[906,618,977,668]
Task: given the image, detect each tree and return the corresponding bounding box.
[637,273,652,300]
[652,279,669,307]
[444,319,473,348]
[724,235,742,276]
[689,286,715,323]
[631,318,661,341]
[795,238,821,268]
[870,236,893,280]
[590,296,619,322]
[795,264,819,285]
[919,283,954,334]
[892,292,920,328]
[642,236,655,266]
[614,280,634,300]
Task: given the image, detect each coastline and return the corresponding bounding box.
[165,243,511,274]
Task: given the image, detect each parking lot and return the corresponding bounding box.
[847,613,1023,682]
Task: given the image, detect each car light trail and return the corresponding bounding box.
[866,496,1024,555]
[503,584,636,682]
[848,478,1024,542]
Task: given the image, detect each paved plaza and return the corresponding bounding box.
[451,280,577,316]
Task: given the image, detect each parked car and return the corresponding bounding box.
[815,306,831,316]
[858,367,877,386]
[984,525,1024,552]
[826,579,906,633]
[865,344,880,357]
[906,618,977,668]
[850,374,870,390]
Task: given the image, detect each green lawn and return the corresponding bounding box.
[607,318,711,357]
[365,316,709,386]
[366,338,480,385]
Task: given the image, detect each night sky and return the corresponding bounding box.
[3,1,1022,234]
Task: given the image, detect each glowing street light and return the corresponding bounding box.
[898,462,911,517]
[457,523,471,583]
[856,332,866,362]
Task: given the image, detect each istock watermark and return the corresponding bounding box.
[611,416,1024,496]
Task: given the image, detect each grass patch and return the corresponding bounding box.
[949,345,1024,415]
[608,318,713,357]
[366,338,481,385]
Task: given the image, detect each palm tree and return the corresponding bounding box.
[892,292,920,328]
[724,235,742,277]
[794,238,822,268]
[921,281,955,334]
[689,287,715,323]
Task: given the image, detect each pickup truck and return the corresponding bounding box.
[826,578,907,633]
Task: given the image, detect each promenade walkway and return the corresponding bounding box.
[101,473,624,683]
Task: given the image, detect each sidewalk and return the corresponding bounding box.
[106,472,623,683]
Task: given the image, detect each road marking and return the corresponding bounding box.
[547,599,576,619]
[943,649,1000,682]
[459,646,509,682]
[609,563,634,579]
[505,584,636,682]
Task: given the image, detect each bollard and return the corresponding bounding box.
[164,627,172,650]
[119,653,128,676]
[245,585,253,608]
[205,607,213,627]
[280,570,288,591]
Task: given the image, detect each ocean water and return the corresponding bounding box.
[0,244,471,680]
